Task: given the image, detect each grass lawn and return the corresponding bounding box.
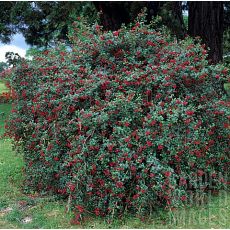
[0,80,9,93]
[0,82,229,228]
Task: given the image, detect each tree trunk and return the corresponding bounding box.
[93,2,131,31]
[93,2,164,31]
[171,2,186,39]
[159,2,186,39]
[188,2,223,64]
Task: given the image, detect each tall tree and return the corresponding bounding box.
[12,1,97,47]
[159,1,186,39]
[0,0,226,63]
[224,2,230,29]
[0,2,17,43]
[0,1,97,47]
[5,52,22,67]
[0,62,7,73]
[188,2,224,64]
[93,2,165,31]
[93,2,131,31]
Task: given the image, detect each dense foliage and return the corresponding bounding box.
[0,62,8,73]
[0,69,14,103]
[0,87,12,103]
[6,15,229,222]
[0,1,98,46]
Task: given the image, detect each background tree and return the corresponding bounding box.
[188,2,224,64]
[0,1,182,46]
[0,1,229,64]
[158,1,186,39]
[0,2,17,43]
[5,52,21,67]
[224,1,230,29]
[0,62,8,73]
[93,2,164,31]
[223,1,230,60]
[0,1,97,47]
[93,2,132,31]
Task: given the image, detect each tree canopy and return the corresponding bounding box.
[0,1,229,63]
[0,1,97,46]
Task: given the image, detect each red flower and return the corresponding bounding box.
[68,183,76,192]
[47,144,53,151]
[179,177,187,185]
[147,40,156,47]
[103,169,110,176]
[211,173,217,178]
[94,208,100,216]
[150,120,156,126]
[69,106,76,113]
[145,90,152,96]
[108,162,116,167]
[113,31,119,36]
[107,144,114,152]
[71,214,81,225]
[91,164,97,175]
[76,205,84,213]
[197,169,204,176]
[158,145,164,150]
[186,110,194,116]
[182,101,188,106]
[128,143,132,148]
[54,157,59,161]
[147,141,153,147]
[40,151,45,157]
[133,194,140,200]
[145,131,151,135]
[95,25,100,30]
[194,140,200,145]
[184,118,191,124]
[149,173,155,178]
[155,93,162,99]
[181,195,187,201]
[164,171,171,177]
[116,181,124,188]
[124,137,131,142]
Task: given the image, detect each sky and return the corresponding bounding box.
[0,33,30,62]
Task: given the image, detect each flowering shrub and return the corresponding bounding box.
[6,14,229,221]
[0,91,13,103]
[0,70,14,103]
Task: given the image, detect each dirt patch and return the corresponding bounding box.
[17,200,32,211]
[0,207,13,217]
[21,216,33,224]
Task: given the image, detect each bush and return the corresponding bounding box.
[7,14,229,222]
[0,69,14,103]
[0,91,13,103]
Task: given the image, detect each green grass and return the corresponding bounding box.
[0,89,76,228]
[0,81,229,228]
[0,80,9,93]
[0,104,12,136]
